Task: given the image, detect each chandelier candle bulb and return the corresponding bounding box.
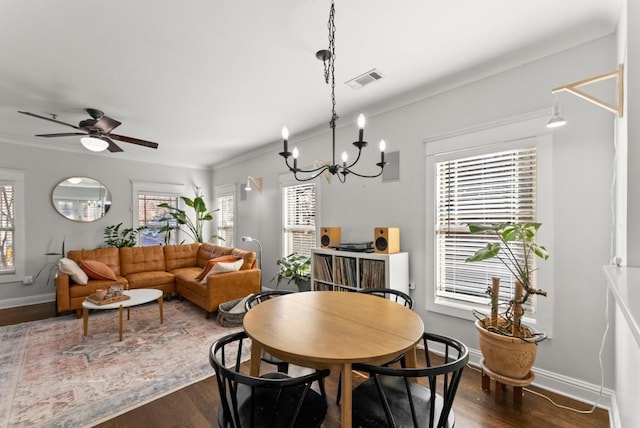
[357,114,365,143]
[293,147,298,170]
[282,127,289,153]
[379,139,386,163]
[341,151,348,167]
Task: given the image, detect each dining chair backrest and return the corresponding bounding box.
[209,331,330,428]
[245,289,295,311]
[351,332,469,428]
[358,287,413,308]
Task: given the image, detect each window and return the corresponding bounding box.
[435,147,537,310]
[425,113,553,335]
[281,182,317,257]
[0,168,25,283]
[132,181,184,246]
[137,193,179,246]
[215,185,236,247]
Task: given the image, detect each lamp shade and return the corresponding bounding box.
[81,137,109,152]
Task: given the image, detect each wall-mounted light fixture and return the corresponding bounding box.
[241,236,262,269]
[547,63,624,128]
[245,176,263,193]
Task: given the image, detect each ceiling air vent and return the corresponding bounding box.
[345,68,383,89]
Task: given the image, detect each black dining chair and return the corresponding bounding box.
[209,330,330,428]
[358,287,413,308]
[351,332,469,428]
[245,289,295,374]
[336,287,414,405]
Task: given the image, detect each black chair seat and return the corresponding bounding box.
[351,332,468,428]
[210,331,329,428]
[352,376,454,428]
[217,379,328,428]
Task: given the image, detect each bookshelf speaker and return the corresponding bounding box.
[320,227,341,248]
[374,227,400,254]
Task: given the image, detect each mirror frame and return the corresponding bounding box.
[51,176,112,222]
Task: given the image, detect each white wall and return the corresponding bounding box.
[0,142,211,305]
[213,35,618,403]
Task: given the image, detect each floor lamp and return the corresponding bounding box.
[241,236,262,270]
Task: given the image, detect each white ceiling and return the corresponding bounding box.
[0,0,622,169]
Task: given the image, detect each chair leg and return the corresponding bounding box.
[336,373,342,405]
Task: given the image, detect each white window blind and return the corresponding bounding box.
[0,183,15,274]
[137,193,178,246]
[282,183,317,257]
[217,194,235,247]
[435,147,538,310]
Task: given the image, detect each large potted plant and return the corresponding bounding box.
[271,253,311,291]
[158,195,221,243]
[465,222,549,380]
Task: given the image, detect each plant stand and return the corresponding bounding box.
[480,359,534,404]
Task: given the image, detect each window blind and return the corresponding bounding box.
[0,184,15,273]
[282,183,316,257]
[217,194,235,247]
[435,147,537,310]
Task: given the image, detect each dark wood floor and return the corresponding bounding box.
[2,302,610,427]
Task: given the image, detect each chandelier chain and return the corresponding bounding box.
[328,1,338,128]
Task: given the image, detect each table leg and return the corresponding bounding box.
[83,307,88,336]
[249,342,262,376]
[119,304,123,342]
[127,307,130,321]
[341,362,352,428]
[158,296,164,323]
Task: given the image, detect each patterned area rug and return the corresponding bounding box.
[0,299,243,427]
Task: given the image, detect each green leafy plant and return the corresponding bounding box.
[465,222,549,339]
[158,195,221,243]
[103,223,142,248]
[271,253,311,287]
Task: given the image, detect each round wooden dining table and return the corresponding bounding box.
[243,290,424,428]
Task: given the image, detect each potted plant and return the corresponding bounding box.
[158,195,222,243]
[465,222,549,380]
[35,237,66,286]
[102,223,142,248]
[271,253,311,291]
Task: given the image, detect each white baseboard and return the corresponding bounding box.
[468,348,619,427]
[0,293,56,309]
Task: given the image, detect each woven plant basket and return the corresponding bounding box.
[217,297,247,327]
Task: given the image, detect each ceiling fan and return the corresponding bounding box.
[17,108,159,152]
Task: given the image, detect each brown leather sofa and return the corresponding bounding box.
[56,243,261,318]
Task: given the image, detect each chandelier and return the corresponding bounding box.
[279,0,387,183]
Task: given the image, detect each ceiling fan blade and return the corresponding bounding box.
[93,116,122,133]
[100,136,124,153]
[18,111,81,130]
[35,132,87,137]
[109,133,159,149]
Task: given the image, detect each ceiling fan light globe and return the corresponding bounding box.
[81,136,109,152]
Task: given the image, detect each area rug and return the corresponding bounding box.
[0,299,243,427]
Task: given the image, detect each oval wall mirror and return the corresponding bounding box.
[51,176,112,222]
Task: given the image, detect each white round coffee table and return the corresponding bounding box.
[82,288,163,341]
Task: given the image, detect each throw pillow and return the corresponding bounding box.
[78,260,118,281]
[58,257,89,285]
[195,255,242,282]
[200,258,245,284]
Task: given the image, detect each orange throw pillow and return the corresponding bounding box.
[79,260,118,281]
[195,255,242,282]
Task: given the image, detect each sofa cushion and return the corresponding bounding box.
[195,255,242,282]
[200,258,244,283]
[125,271,175,289]
[79,260,118,281]
[69,277,127,298]
[120,246,166,276]
[164,243,200,271]
[230,248,257,270]
[68,247,121,276]
[197,243,234,267]
[58,258,89,285]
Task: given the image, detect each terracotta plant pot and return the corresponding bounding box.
[475,319,538,379]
